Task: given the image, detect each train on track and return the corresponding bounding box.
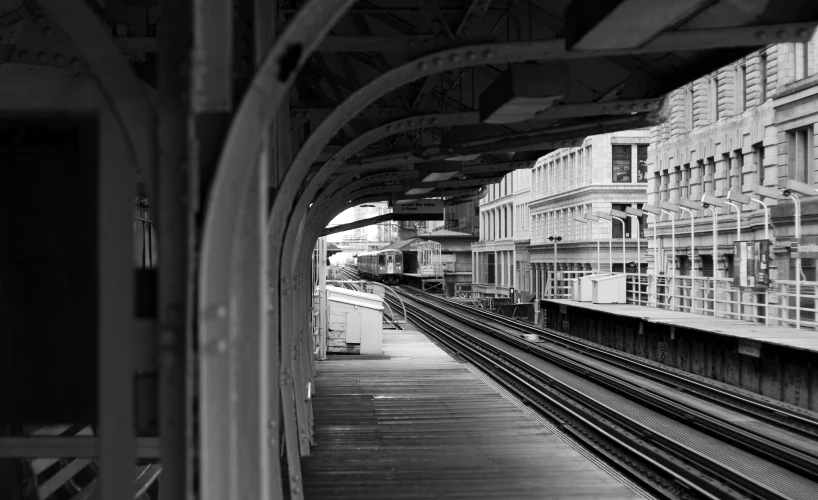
[355,249,404,285]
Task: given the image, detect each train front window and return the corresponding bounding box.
[396,253,402,264]
[387,255,393,264]
[379,255,385,266]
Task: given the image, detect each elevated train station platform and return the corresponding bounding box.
[303,328,642,500]
[543,299,818,411]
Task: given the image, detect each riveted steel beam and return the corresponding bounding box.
[198,3,357,500]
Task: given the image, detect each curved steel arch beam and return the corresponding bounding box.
[38,0,155,197]
[302,111,477,202]
[193,2,357,499]
[310,170,417,214]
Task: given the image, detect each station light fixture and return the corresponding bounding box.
[610,208,629,219]
[595,212,612,221]
[624,207,643,217]
[583,213,601,221]
[727,190,752,205]
[753,185,782,201]
[679,198,703,211]
[404,187,435,195]
[701,193,726,208]
[641,203,662,216]
[783,179,818,197]
[659,200,681,213]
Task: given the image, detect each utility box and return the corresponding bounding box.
[326,285,383,355]
[570,279,580,301]
[591,274,627,304]
[577,274,602,302]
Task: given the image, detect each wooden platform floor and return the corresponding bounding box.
[302,329,642,499]
[546,299,818,353]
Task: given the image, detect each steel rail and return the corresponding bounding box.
[395,292,818,500]
[396,297,747,500]
[404,287,818,436]
[393,287,818,484]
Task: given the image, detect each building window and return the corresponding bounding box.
[754,143,765,186]
[685,88,694,130]
[681,163,690,200]
[612,145,632,183]
[705,157,715,194]
[795,42,810,80]
[710,77,719,122]
[739,64,747,112]
[788,127,814,184]
[759,53,768,102]
[637,145,648,182]
[735,150,744,191]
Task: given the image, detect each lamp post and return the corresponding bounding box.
[781,179,818,329]
[660,201,682,310]
[680,198,704,314]
[548,236,563,297]
[583,213,602,273]
[702,193,727,317]
[624,207,644,278]
[752,185,781,241]
[610,209,629,274]
[641,204,662,307]
[725,190,752,241]
[595,212,614,274]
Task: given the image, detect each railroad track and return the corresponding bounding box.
[386,286,818,500]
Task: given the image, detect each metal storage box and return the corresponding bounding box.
[590,274,627,304]
[327,286,384,355]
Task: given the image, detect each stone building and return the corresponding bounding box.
[648,34,818,290]
[527,131,651,295]
[470,169,530,297]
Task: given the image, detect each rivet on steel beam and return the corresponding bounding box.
[386,125,393,133]
[37,52,47,62]
[461,26,471,36]
[34,13,46,23]
[450,54,462,63]
[432,118,440,125]
[483,49,493,59]
[70,58,81,68]
[398,122,405,129]
[433,57,443,67]
[408,120,415,127]
[797,29,809,37]
[53,54,63,63]
[16,50,27,59]
[776,29,786,39]
[42,26,52,35]
[756,31,767,40]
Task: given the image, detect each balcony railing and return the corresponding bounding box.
[621,274,818,330]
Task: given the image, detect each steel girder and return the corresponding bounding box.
[196,2,358,500]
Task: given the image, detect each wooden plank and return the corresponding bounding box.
[301,329,641,499]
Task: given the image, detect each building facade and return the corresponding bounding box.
[470,169,530,297]
[527,131,650,295]
[648,35,818,306]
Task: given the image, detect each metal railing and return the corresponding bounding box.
[623,274,818,330]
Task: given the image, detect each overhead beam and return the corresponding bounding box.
[565,0,713,50]
[114,22,818,54]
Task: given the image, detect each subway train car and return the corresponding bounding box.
[356,249,403,285]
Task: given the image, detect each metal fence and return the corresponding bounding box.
[622,274,818,330]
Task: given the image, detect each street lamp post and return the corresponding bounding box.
[583,213,602,273]
[781,180,818,329]
[625,206,645,304]
[641,204,662,307]
[702,193,726,317]
[548,236,563,297]
[751,185,781,241]
[610,209,629,274]
[680,198,704,314]
[725,190,751,242]
[595,212,614,274]
[660,201,682,310]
